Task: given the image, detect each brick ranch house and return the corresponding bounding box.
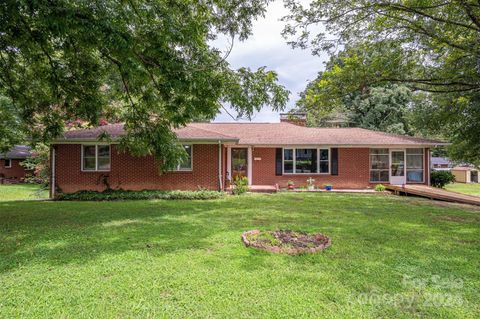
[0,145,32,181]
[50,118,445,197]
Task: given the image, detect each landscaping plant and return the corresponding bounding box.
[430,171,456,188]
[56,189,225,201]
[287,180,295,190]
[21,143,50,185]
[232,176,249,195]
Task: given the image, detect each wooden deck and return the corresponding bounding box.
[386,184,480,206]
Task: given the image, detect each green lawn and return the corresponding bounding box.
[0,193,479,318]
[0,184,49,201]
[446,183,480,197]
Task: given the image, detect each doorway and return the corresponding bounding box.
[231,148,248,180]
[390,150,406,185]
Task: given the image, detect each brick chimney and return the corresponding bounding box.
[280,113,307,126]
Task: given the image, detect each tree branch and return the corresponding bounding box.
[103,53,136,108]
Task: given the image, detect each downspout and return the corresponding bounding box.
[218,141,223,191]
[51,146,56,199]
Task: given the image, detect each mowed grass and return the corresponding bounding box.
[0,193,479,318]
[0,184,48,201]
[446,183,480,197]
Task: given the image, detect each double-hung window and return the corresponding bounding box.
[4,159,11,168]
[283,148,329,174]
[82,145,111,171]
[406,148,424,182]
[370,149,389,182]
[175,144,193,171]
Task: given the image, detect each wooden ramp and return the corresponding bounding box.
[386,184,480,206]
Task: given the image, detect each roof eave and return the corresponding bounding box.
[52,137,239,144]
[234,143,449,147]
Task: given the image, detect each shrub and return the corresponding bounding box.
[21,143,50,185]
[232,176,249,195]
[374,184,386,192]
[56,189,225,201]
[430,171,456,188]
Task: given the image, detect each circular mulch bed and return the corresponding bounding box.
[241,230,331,255]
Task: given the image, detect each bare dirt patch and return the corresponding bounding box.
[242,230,331,255]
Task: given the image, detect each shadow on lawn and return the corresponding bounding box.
[0,194,478,275]
[0,200,232,272]
[0,197,312,273]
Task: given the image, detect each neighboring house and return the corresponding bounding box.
[452,166,479,183]
[50,116,446,197]
[0,145,32,180]
[431,157,454,170]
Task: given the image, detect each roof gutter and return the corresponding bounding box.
[52,137,239,144]
[232,143,450,148]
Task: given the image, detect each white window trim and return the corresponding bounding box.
[81,144,111,172]
[173,144,193,172]
[369,148,425,183]
[406,149,424,183]
[369,148,390,183]
[282,147,331,175]
[4,159,12,168]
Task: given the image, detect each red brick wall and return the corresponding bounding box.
[250,147,429,188]
[251,147,371,188]
[0,159,29,179]
[53,144,430,194]
[53,144,220,194]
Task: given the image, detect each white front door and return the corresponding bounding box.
[390,150,406,185]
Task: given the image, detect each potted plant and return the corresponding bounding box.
[306,177,315,191]
[287,180,295,190]
[324,183,333,191]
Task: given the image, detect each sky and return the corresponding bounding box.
[213,0,327,123]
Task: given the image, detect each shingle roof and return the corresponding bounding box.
[60,123,238,142]
[431,157,452,165]
[452,166,477,171]
[0,145,32,159]
[56,122,446,146]
[189,123,445,146]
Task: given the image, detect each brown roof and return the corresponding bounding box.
[56,122,446,146]
[189,123,445,146]
[61,123,238,142]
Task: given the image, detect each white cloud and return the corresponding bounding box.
[213,0,327,123]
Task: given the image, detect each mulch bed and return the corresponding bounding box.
[241,229,331,255]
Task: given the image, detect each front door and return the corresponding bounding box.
[390,150,406,185]
[231,148,248,180]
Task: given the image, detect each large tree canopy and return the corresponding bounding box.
[295,43,425,135]
[283,0,480,164]
[0,0,289,169]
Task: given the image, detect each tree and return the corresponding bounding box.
[21,143,50,185]
[296,45,417,134]
[283,0,480,163]
[0,0,289,170]
[345,85,413,134]
[0,95,24,153]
